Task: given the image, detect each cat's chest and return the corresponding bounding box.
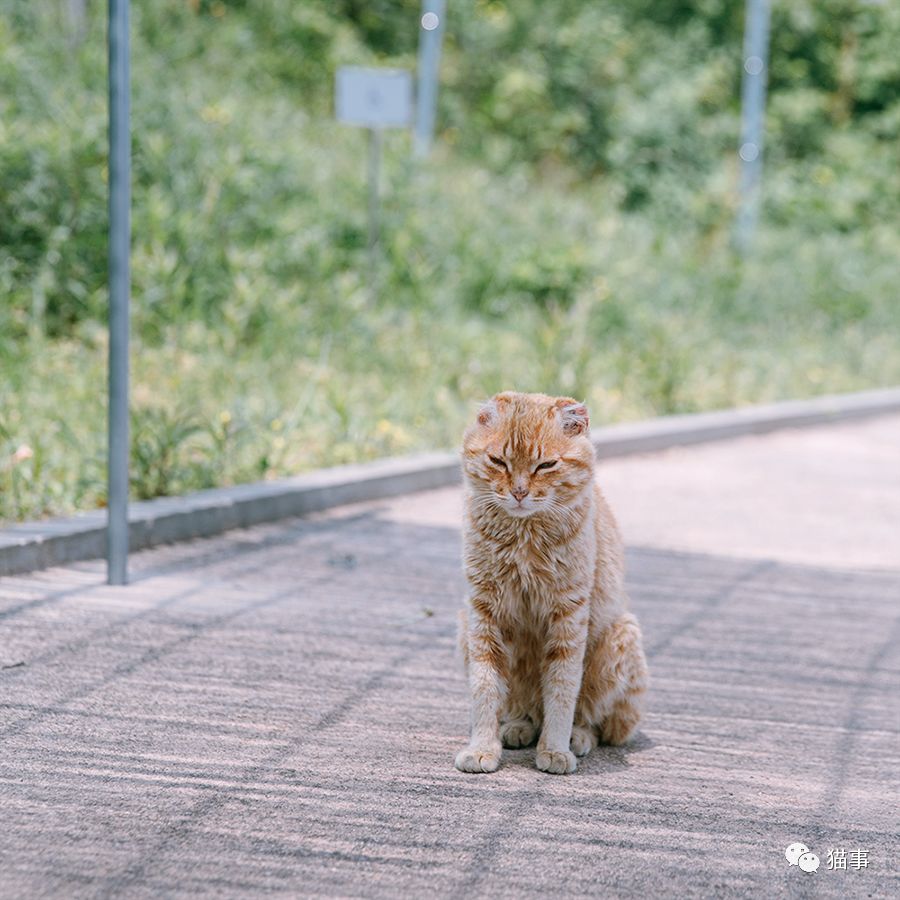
[497,581,544,633]
[464,519,592,612]
[494,536,544,583]
[496,532,579,587]
[492,538,567,623]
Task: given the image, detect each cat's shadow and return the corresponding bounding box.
[502,731,655,775]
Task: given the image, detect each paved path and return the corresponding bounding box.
[1,416,898,898]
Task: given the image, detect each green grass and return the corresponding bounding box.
[3,164,898,522]
[2,1,899,523]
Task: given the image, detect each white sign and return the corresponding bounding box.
[335,66,412,129]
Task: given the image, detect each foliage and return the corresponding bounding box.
[0,0,898,521]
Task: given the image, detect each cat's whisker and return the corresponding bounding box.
[543,497,577,519]
[467,493,502,515]
[468,491,499,506]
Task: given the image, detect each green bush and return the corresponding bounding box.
[1,0,899,522]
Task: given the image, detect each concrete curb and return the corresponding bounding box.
[590,385,900,457]
[2,385,899,578]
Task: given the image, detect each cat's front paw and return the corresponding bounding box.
[455,745,501,773]
[536,748,577,775]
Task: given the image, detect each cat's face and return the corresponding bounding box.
[462,392,595,518]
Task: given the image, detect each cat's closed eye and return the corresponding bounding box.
[534,460,558,472]
[488,455,508,470]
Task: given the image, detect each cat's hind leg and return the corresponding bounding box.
[500,715,537,748]
[599,694,643,746]
[579,612,648,747]
[569,722,598,757]
[500,650,542,749]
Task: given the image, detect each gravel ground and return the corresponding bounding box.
[1,416,898,898]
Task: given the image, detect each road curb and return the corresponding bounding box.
[590,386,900,457]
[2,385,899,578]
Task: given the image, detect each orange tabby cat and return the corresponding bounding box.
[456,391,648,774]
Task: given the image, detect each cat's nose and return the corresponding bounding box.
[511,488,529,502]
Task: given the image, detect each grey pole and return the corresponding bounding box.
[68,0,87,47]
[413,0,446,159]
[734,0,771,254]
[368,127,382,253]
[107,0,130,585]
[367,126,383,302]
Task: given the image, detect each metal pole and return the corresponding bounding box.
[107,0,130,585]
[367,127,383,302]
[734,0,771,254]
[368,127,382,252]
[413,0,446,159]
[68,0,87,47]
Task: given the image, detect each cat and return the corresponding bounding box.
[455,391,648,774]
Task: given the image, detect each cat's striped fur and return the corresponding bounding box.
[456,391,648,774]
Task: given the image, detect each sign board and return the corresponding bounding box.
[336,66,413,129]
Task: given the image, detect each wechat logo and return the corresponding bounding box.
[785,842,819,873]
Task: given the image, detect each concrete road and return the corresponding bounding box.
[1,415,899,898]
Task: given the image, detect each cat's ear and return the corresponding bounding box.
[556,399,590,435]
[476,398,499,427]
